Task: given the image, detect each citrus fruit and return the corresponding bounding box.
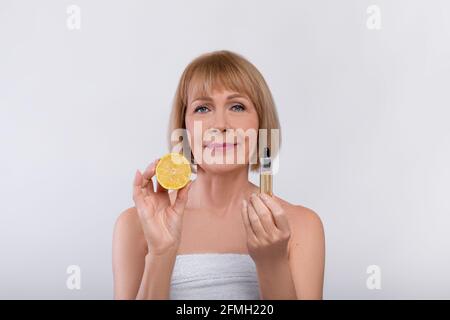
[155,153,192,190]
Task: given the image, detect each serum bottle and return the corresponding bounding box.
[259,147,273,196]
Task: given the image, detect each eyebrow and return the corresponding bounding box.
[190,93,247,105]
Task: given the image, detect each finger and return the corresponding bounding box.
[132,170,147,211]
[241,200,258,242]
[171,180,192,215]
[247,200,268,240]
[249,193,278,235]
[142,160,158,194]
[259,193,290,232]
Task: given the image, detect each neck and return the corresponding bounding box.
[189,165,257,213]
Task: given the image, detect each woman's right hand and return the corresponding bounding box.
[132,159,192,256]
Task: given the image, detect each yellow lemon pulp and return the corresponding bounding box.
[155,153,192,190]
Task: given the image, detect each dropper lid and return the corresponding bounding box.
[261,147,272,171]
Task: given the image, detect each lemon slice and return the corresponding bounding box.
[155,153,192,190]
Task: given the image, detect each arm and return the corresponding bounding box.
[136,251,177,300]
[242,193,297,299]
[288,208,325,299]
[113,162,191,299]
[241,194,325,300]
[255,254,298,300]
[112,208,146,299]
[112,208,177,299]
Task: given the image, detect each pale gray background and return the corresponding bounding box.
[1,0,449,299]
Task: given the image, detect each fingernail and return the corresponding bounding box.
[242,199,247,207]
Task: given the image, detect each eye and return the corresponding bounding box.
[231,104,245,112]
[194,105,210,113]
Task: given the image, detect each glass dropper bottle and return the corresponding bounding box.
[259,147,273,196]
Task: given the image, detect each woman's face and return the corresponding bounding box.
[184,87,259,174]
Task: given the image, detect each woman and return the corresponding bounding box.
[112,50,325,300]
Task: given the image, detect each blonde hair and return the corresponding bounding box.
[167,50,281,172]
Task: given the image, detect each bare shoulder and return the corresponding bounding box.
[115,207,141,230]
[113,207,147,252]
[273,195,323,227]
[272,195,325,252]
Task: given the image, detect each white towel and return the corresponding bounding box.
[170,253,261,300]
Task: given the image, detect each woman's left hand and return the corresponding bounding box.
[241,193,292,265]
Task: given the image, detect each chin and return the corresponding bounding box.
[197,162,247,175]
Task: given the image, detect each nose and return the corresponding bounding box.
[209,109,229,133]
